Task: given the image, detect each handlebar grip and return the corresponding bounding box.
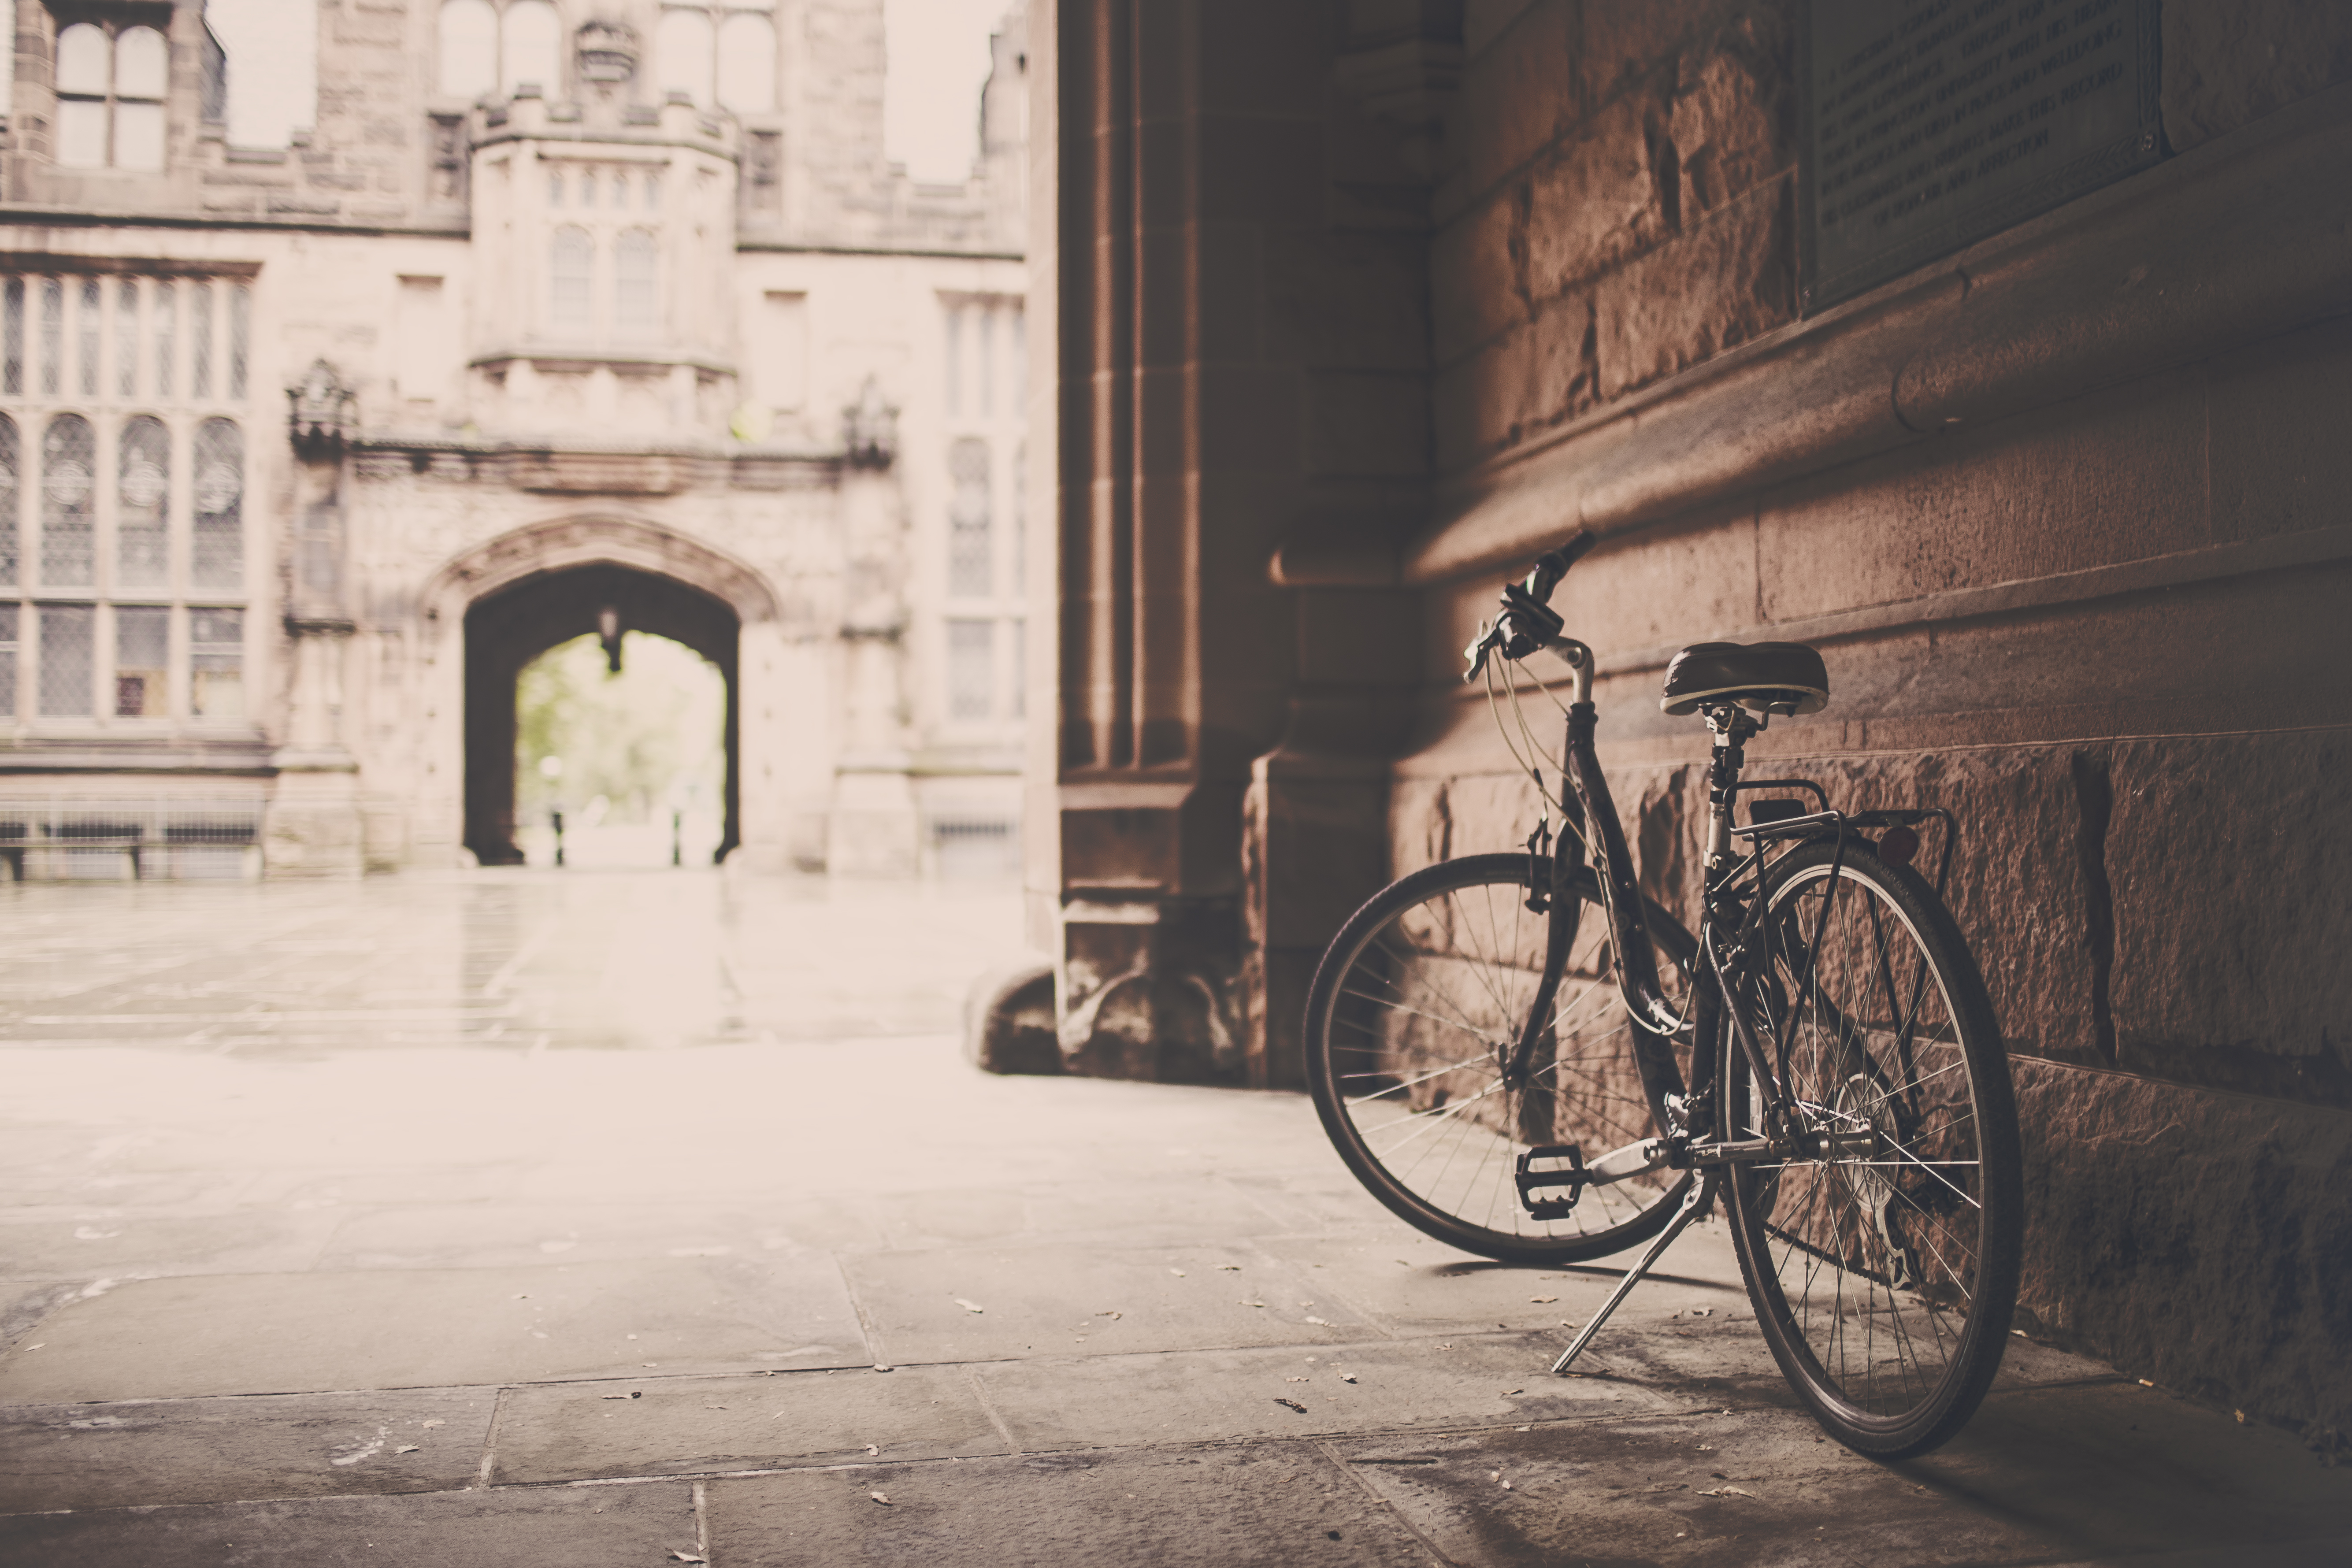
[1524,530,1599,605]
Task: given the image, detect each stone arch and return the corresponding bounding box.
[427,516,781,866]
[422,513,782,630]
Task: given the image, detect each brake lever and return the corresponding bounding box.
[1463,619,1502,683]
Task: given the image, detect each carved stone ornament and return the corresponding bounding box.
[842,377,899,470]
[286,359,358,458]
[576,20,638,85]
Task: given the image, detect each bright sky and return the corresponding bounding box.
[195,0,1002,173]
[883,0,1007,182]
[206,0,320,149]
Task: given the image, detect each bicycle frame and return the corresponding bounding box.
[1516,637,1884,1162]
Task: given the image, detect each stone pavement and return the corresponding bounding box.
[0,870,2345,1566]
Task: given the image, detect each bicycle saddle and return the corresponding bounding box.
[1660,641,1830,716]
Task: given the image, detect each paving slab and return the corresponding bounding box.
[0,1476,700,1568]
[1247,1224,1751,1339]
[491,1365,1009,1482]
[0,1386,494,1512]
[0,1208,342,1282]
[841,1244,1387,1364]
[1335,1379,2352,1567]
[0,1258,871,1403]
[856,1178,1298,1253]
[310,1201,851,1271]
[704,1444,1439,1567]
[971,1331,1682,1451]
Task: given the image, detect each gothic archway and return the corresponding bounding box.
[463,564,742,864]
[428,519,780,867]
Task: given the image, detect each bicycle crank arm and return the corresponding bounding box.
[1550,1173,1714,1377]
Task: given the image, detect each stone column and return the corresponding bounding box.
[826,389,920,876]
[265,361,366,879]
[1032,0,1436,1082]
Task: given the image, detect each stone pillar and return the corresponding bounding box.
[1035,0,1436,1081]
[826,401,919,876]
[266,361,365,879]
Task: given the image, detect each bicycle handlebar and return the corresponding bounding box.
[1463,530,1600,681]
[1522,529,1599,607]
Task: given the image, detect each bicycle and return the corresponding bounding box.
[1302,532,2023,1458]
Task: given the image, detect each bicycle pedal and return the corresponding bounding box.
[1515,1143,1588,1219]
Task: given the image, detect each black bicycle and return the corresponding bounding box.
[1303,533,2022,1458]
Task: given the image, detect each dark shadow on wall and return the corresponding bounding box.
[463,564,741,865]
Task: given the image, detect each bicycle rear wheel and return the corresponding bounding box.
[1304,853,1695,1264]
[1722,840,2022,1458]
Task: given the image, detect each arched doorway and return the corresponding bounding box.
[464,564,741,864]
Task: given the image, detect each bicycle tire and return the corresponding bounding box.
[1721,839,2023,1458]
[1305,852,1697,1264]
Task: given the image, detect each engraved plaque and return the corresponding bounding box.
[1801,0,2163,310]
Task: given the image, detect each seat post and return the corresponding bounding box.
[1703,703,1763,870]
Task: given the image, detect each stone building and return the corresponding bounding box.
[1024,3,2352,1445]
[0,0,1028,879]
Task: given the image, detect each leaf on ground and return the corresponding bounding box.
[1096,1310,1122,1320]
[1305,1316,1332,1326]
[1275,1398,1307,1413]
[1216,1264,1241,1271]
[1339,1374,1358,1384]
[953,1298,985,1313]
[1530,1296,1558,1304]
[1503,1388,1524,1396]
[668,1552,707,1564]
[1239,1299,1266,1308]
[864,1444,879,1455]
[394,1445,419,1455]
[1700,1485,1756,1498]
[1286,1376,1309,1383]
[869,1491,891,1505]
[1691,1307,1713,1317]
[419,1420,445,1428]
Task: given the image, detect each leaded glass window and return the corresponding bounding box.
[41,415,95,587]
[614,229,658,336]
[190,608,243,718]
[438,0,497,99]
[78,279,100,397]
[190,281,213,399]
[114,605,167,717]
[152,279,175,399]
[656,9,715,104]
[551,226,594,333]
[4,281,22,397]
[118,278,140,397]
[0,416,16,587]
[117,416,170,589]
[947,437,991,598]
[41,279,61,396]
[2,273,252,732]
[717,13,777,111]
[501,0,560,96]
[228,284,250,400]
[191,419,243,590]
[38,604,93,717]
[947,618,993,721]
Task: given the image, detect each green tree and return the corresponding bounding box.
[515,634,724,825]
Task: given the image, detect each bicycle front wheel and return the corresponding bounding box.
[1304,853,1695,1264]
[1723,840,2023,1458]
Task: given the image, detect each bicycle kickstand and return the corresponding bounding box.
[1550,1173,1715,1376]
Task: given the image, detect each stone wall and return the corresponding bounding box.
[1038,0,2352,1444]
[1388,0,2352,1442]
